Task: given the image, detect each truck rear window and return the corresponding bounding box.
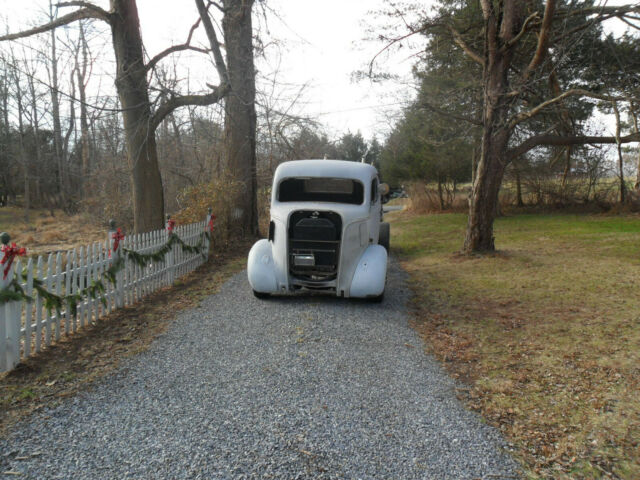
[278,178,364,204]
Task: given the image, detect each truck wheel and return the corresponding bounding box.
[369,291,384,303]
[253,290,270,299]
[379,222,390,251]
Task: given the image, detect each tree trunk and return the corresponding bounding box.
[109,0,165,233]
[223,0,258,237]
[464,129,510,252]
[28,74,43,208]
[77,21,91,198]
[437,178,445,210]
[630,103,640,191]
[48,1,66,209]
[612,101,626,203]
[15,79,29,221]
[463,18,513,253]
[515,166,524,207]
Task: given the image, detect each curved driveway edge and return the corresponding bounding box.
[1,260,519,479]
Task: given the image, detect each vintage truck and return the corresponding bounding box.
[247,159,389,301]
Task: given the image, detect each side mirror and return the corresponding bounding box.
[379,183,390,204]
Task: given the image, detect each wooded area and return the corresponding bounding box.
[0,0,638,249]
[377,0,640,252]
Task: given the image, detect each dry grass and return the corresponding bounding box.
[0,244,249,436]
[0,206,105,257]
[405,182,469,213]
[389,211,640,479]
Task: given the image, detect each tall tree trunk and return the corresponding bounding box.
[463,0,523,253]
[631,103,640,191]
[15,77,29,221]
[77,21,91,198]
[48,1,66,209]
[463,35,512,252]
[515,165,524,207]
[28,75,43,208]
[223,0,258,236]
[612,101,626,203]
[109,0,165,232]
[437,178,445,210]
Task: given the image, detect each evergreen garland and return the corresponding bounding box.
[0,231,210,315]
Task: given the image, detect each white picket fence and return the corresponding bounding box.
[0,216,212,373]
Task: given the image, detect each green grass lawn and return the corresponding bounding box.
[389,211,640,479]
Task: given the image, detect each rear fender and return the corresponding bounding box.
[247,239,279,294]
[349,245,387,298]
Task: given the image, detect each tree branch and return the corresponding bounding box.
[523,0,556,79]
[419,101,482,126]
[508,132,640,160]
[195,0,229,85]
[502,12,539,50]
[0,6,109,41]
[509,89,640,128]
[57,1,110,16]
[447,25,483,64]
[150,83,231,133]
[207,1,225,13]
[558,4,640,18]
[145,18,209,72]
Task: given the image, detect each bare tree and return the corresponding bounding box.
[0,0,230,232]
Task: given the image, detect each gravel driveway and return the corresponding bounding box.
[1,260,519,479]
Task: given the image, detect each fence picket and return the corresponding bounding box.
[154,230,160,291]
[94,243,101,321]
[24,258,34,358]
[137,233,143,297]
[97,242,105,317]
[34,256,44,353]
[105,240,112,314]
[0,274,6,372]
[6,260,21,370]
[44,254,54,347]
[87,244,95,321]
[65,251,72,334]
[71,249,78,333]
[145,232,151,295]
[55,253,63,340]
[80,247,87,328]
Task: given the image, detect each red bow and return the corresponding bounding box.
[167,219,176,234]
[1,242,27,279]
[110,228,125,257]
[208,214,216,232]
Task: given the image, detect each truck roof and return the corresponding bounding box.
[273,160,378,184]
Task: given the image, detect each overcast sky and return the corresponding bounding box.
[0,0,421,140]
[1,0,634,143]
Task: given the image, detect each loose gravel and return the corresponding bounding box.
[1,260,520,479]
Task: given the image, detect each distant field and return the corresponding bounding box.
[0,206,105,257]
[388,211,640,479]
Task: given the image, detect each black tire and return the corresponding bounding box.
[369,291,385,303]
[379,222,390,251]
[253,290,270,299]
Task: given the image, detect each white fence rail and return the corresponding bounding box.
[0,215,211,373]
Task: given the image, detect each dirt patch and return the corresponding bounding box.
[0,243,249,437]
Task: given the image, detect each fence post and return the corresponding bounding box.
[108,220,124,308]
[0,232,20,372]
[205,208,212,260]
[165,215,175,286]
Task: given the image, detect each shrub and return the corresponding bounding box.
[173,173,245,249]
